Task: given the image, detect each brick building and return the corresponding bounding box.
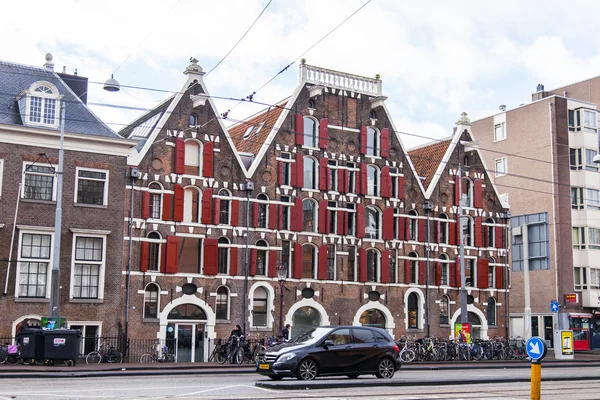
[472,79,600,351]
[121,59,510,362]
[0,55,135,347]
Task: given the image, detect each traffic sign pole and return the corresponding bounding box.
[531,360,541,400]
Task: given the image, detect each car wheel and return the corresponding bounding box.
[375,357,395,379]
[347,374,359,379]
[296,359,318,381]
[269,375,284,381]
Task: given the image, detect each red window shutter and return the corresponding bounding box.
[295,113,304,145]
[381,166,391,198]
[474,179,483,208]
[478,258,489,289]
[419,261,426,285]
[454,178,461,205]
[398,175,405,199]
[359,164,367,195]
[496,265,504,289]
[268,250,277,278]
[319,158,329,191]
[295,153,304,188]
[174,138,185,174]
[359,125,367,155]
[230,247,238,276]
[356,203,365,238]
[495,226,504,249]
[141,191,150,219]
[474,217,483,247]
[383,207,394,240]
[250,248,257,276]
[318,245,328,280]
[165,236,179,274]
[201,190,212,224]
[380,128,390,158]
[435,262,442,286]
[203,238,218,275]
[418,219,425,242]
[162,193,172,221]
[269,204,277,229]
[338,169,345,193]
[318,200,329,234]
[449,217,457,245]
[160,243,167,273]
[203,141,214,178]
[319,118,329,149]
[359,248,367,282]
[381,249,390,283]
[343,211,349,235]
[291,197,303,232]
[450,262,457,287]
[337,210,345,235]
[252,202,259,226]
[455,257,461,287]
[404,260,411,284]
[139,242,149,272]
[278,161,283,186]
[212,193,220,225]
[173,185,184,222]
[231,200,240,226]
[293,243,303,279]
[397,216,406,240]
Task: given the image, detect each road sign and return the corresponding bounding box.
[526,337,548,361]
[550,300,559,313]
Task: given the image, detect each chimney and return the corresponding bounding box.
[536,83,545,92]
[58,69,89,105]
[499,105,506,112]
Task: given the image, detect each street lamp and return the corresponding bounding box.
[276,263,287,338]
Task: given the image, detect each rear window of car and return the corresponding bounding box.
[352,328,376,343]
[373,331,390,343]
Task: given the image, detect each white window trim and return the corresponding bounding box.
[21,161,57,201]
[74,167,109,206]
[303,116,319,149]
[23,81,61,129]
[248,282,274,329]
[15,229,54,299]
[0,159,4,197]
[69,233,107,300]
[66,321,103,353]
[366,249,381,283]
[147,182,164,220]
[143,282,161,319]
[494,122,506,142]
[215,285,230,321]
[494,157,507,177]
[184,139,203,177]
[303,156,318,190]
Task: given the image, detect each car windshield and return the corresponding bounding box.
[289,327,331,345]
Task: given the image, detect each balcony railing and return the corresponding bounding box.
[299,63,382,96]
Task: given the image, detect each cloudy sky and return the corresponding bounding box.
[3,0,600,149]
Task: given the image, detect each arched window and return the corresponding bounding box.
[488,257,496,288]
[183,187,201,223]
[292,306,321,337]
[407,292,420,329]
[408,252,419,284]
[302,199,317,232]
[367,165,379,196]
[438,213,449,244]
[367,127,380,157]
[189,113,197,127]
[302,244,317,279]
[439,295,449,325]
[303,117,318,148]
[26,82,60,127]
[360,309,386,328]
[147,231,161,271]
[215,286,229,320]
[439,253,449,285]
[487,297,497,326]
[365,206,380,240]
[307,99,316,109]
[257,194,268,228]
[369,110,377,120]
[409,210,418,241]
[143,283,159,319]
[217,237,230,274]
[366,249,380,282]
[252,286,268,327]
[486,218,495,247]
[184,140,202,176]
[219,189,231,225]
[148,182,163,219]
[461,178,473,207]
[303,157,317,189]
[256,240,268,275]
[461,216,474,246]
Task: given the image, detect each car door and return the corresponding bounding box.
[313,328,354,374]
[349,328,386,372]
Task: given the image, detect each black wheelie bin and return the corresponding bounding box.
[17,327,45,364]
[42,329,82,366]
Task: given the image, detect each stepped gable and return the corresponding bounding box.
[408,138,452,191]
[229,100,288,155]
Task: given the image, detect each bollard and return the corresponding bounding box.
[530,360,541,400]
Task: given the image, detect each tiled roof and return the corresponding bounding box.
[0,60,118,138]
[229,100,288,155]
[118,96,173,150]
[408,138,452,191]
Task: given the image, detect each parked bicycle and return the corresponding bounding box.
[140,345,175,363]
[0,343,21,365]
[235,335,267,364]
[86,342,123,364]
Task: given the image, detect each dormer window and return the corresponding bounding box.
[18,81,61,129]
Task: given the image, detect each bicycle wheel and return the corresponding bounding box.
[108,351,123,363]
[5,354,20,365]
[216,349,226,364]
[140,353,155,363]
[86,351,102,364]
[0,348,7,364]
[164,353,175,363]
[252,345,267,363]
[235,347,245,364]
[400,349,415,363]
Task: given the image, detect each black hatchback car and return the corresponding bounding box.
[256,326,401,380]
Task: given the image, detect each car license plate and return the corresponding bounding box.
[259,363,270,370]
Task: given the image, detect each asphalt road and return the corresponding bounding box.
[1,367,599,400]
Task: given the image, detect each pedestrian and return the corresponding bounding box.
[230,324,243,339]
[281,324,290,341]
[16,319,30,337]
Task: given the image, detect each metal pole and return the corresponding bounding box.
[241,188,250,335]
[458,164,468,324]
[50,102,66,318]
[279,282,284,336]
[523,224,532,339]
[425,209,431,338]
[125,178,135,347]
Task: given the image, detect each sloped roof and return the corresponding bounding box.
[408,138,453,191]
[0,59,118,138]
[118,95,173,150]
[229,100,288,155]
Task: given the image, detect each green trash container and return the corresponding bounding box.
[43,329,81,366]
[17,328,45,363]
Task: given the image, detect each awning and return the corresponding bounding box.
[569,313,593,318]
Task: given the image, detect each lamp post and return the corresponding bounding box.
[276,263,287,337]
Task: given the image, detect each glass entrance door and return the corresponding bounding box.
[176,324,194,362]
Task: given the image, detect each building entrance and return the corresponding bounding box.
[165,303,207,362]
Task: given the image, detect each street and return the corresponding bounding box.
[1,367,599,400]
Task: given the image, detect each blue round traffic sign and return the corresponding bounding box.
[526,337,547,361]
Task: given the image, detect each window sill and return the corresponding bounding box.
[70,298,103,304]
[74,203,108,209]
[302,188,320,193]
[14,297,50,303]
[20,198,56,205]
[216,319,231,324]
[440,324,451,328]
[249,327,273,332]
[142,318,160,323]
[406,328,423,333]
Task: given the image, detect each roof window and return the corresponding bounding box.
[243,125,255,139]
[18,81,62,129]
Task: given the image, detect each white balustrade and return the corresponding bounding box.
[299,63,382,96]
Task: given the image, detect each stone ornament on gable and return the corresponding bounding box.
[456,112,471,126]
[185,57,204,75]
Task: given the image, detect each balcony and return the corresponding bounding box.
[299,63,382,96]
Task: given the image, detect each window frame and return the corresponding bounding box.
[303,116,318,149]
[25,81,61,128]
[587,188,600,209]
[281,195,291,230]
[251,286,269,327]
[347,162,356,193]
[408,210,418,241]
[302,199,318,233]
[22,162,57,201]
[588,227,600,250]
[574,266,588,291]
[494,122,506,142]
[367,165,380,196]
[256,240,268,276]
[494,157,507,177]
[218,189,231,225]
[439,295,450,325]
[366,249,380,282]
[70,233,107,300]
[215,285,230,320]
[487,297,497,326]
[585,149,599,172]
[439,254,449,286]
[143,283,160,319]
[302,244,318,279]
[183,186,202,223]
[583,109,597,133]
[146,231,162,272]
[366,126,380,157]
[147,182,163,219]
[570,148,583,170]
[571,187,584,209]
[16,229,53,299]
[303,156,318,190]
[257,194,268,229]
[328,160,338,192]
[365,206,381,240]
[572,226,586,249]
[281,152,292,186]
[217,237,230,274]
[184,139,203,176]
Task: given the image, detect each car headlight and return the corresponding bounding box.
[276,352,297,363]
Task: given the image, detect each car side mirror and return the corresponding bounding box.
[323,339,334,348]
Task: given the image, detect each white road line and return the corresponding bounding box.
[176,385,244,397]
